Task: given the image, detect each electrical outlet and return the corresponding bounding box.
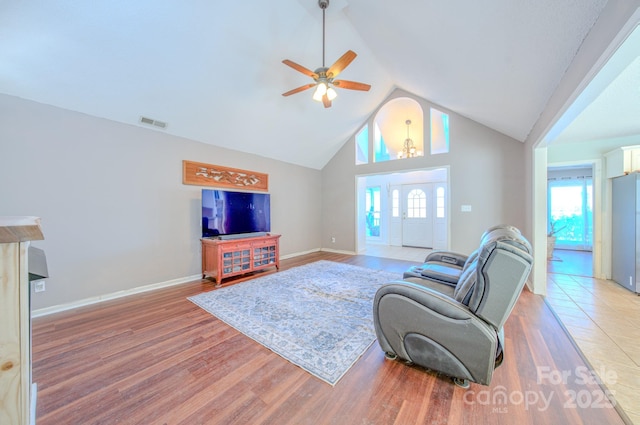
[34,280,46,293]
[331,237,336,243]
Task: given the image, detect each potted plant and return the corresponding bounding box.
[547,221,566,259]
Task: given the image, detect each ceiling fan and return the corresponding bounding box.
[282,0,371,108]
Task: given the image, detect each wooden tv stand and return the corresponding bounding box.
[201,234,280,286]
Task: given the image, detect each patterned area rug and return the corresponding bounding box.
[188,260,399,385]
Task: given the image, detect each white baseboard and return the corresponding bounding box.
[320,248,358,255]
[32,248,356,318]
[280,248,321,259]
[31,274,202,318]
[282,248,357,257]
[31,382,37,425]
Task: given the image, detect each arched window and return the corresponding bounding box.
[407,189,427,218]
[355,94,452,164]
[372,97,424,163]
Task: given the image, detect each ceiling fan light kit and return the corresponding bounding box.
[282,0,370,108]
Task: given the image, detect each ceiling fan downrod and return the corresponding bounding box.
[319,0,329,67]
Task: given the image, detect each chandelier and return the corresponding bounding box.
[398,119,418,159]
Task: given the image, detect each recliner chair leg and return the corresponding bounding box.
[453,377,470,388]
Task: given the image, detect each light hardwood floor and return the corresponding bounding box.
[32,251,629,424]
[546,249,640,425]
[367,245,640,423]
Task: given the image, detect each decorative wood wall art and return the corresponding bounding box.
[182,160,269,191]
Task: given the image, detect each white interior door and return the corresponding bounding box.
[402,184,433,248]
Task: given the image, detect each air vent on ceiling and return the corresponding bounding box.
[139,116,167,129]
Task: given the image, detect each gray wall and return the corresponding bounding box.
[0,94,322,310]
[321,89,526,255]
[2,88,526,311]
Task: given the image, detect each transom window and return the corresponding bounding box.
[372,97,423,163]
[356,125,369,165]
[430,108,450,155]
[356,97,451,164]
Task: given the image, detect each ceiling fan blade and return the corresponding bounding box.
[326,50,357,79]
[282,59,319,79]
[332,80,371,91]
[322,94,332,108]
[282,83,317,97]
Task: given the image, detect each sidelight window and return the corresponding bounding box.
[366,186,381,237]
[392,189,399,217]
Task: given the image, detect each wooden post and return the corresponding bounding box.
[0,217,44,425]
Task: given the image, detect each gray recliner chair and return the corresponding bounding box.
[373,226,533,387]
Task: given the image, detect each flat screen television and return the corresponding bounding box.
[201,189,271,237]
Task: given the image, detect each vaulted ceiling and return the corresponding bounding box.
[548,23,640,147]
[0,0,618,169]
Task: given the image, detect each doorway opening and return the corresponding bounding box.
[356,168,449,259]
[547,165,594,277]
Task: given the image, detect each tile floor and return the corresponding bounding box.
[547,248,594,277]
[546,250,640,424]
[366,244,640,424]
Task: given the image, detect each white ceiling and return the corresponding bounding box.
[0,0,614,169]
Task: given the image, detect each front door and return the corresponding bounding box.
[402,184,433,248]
